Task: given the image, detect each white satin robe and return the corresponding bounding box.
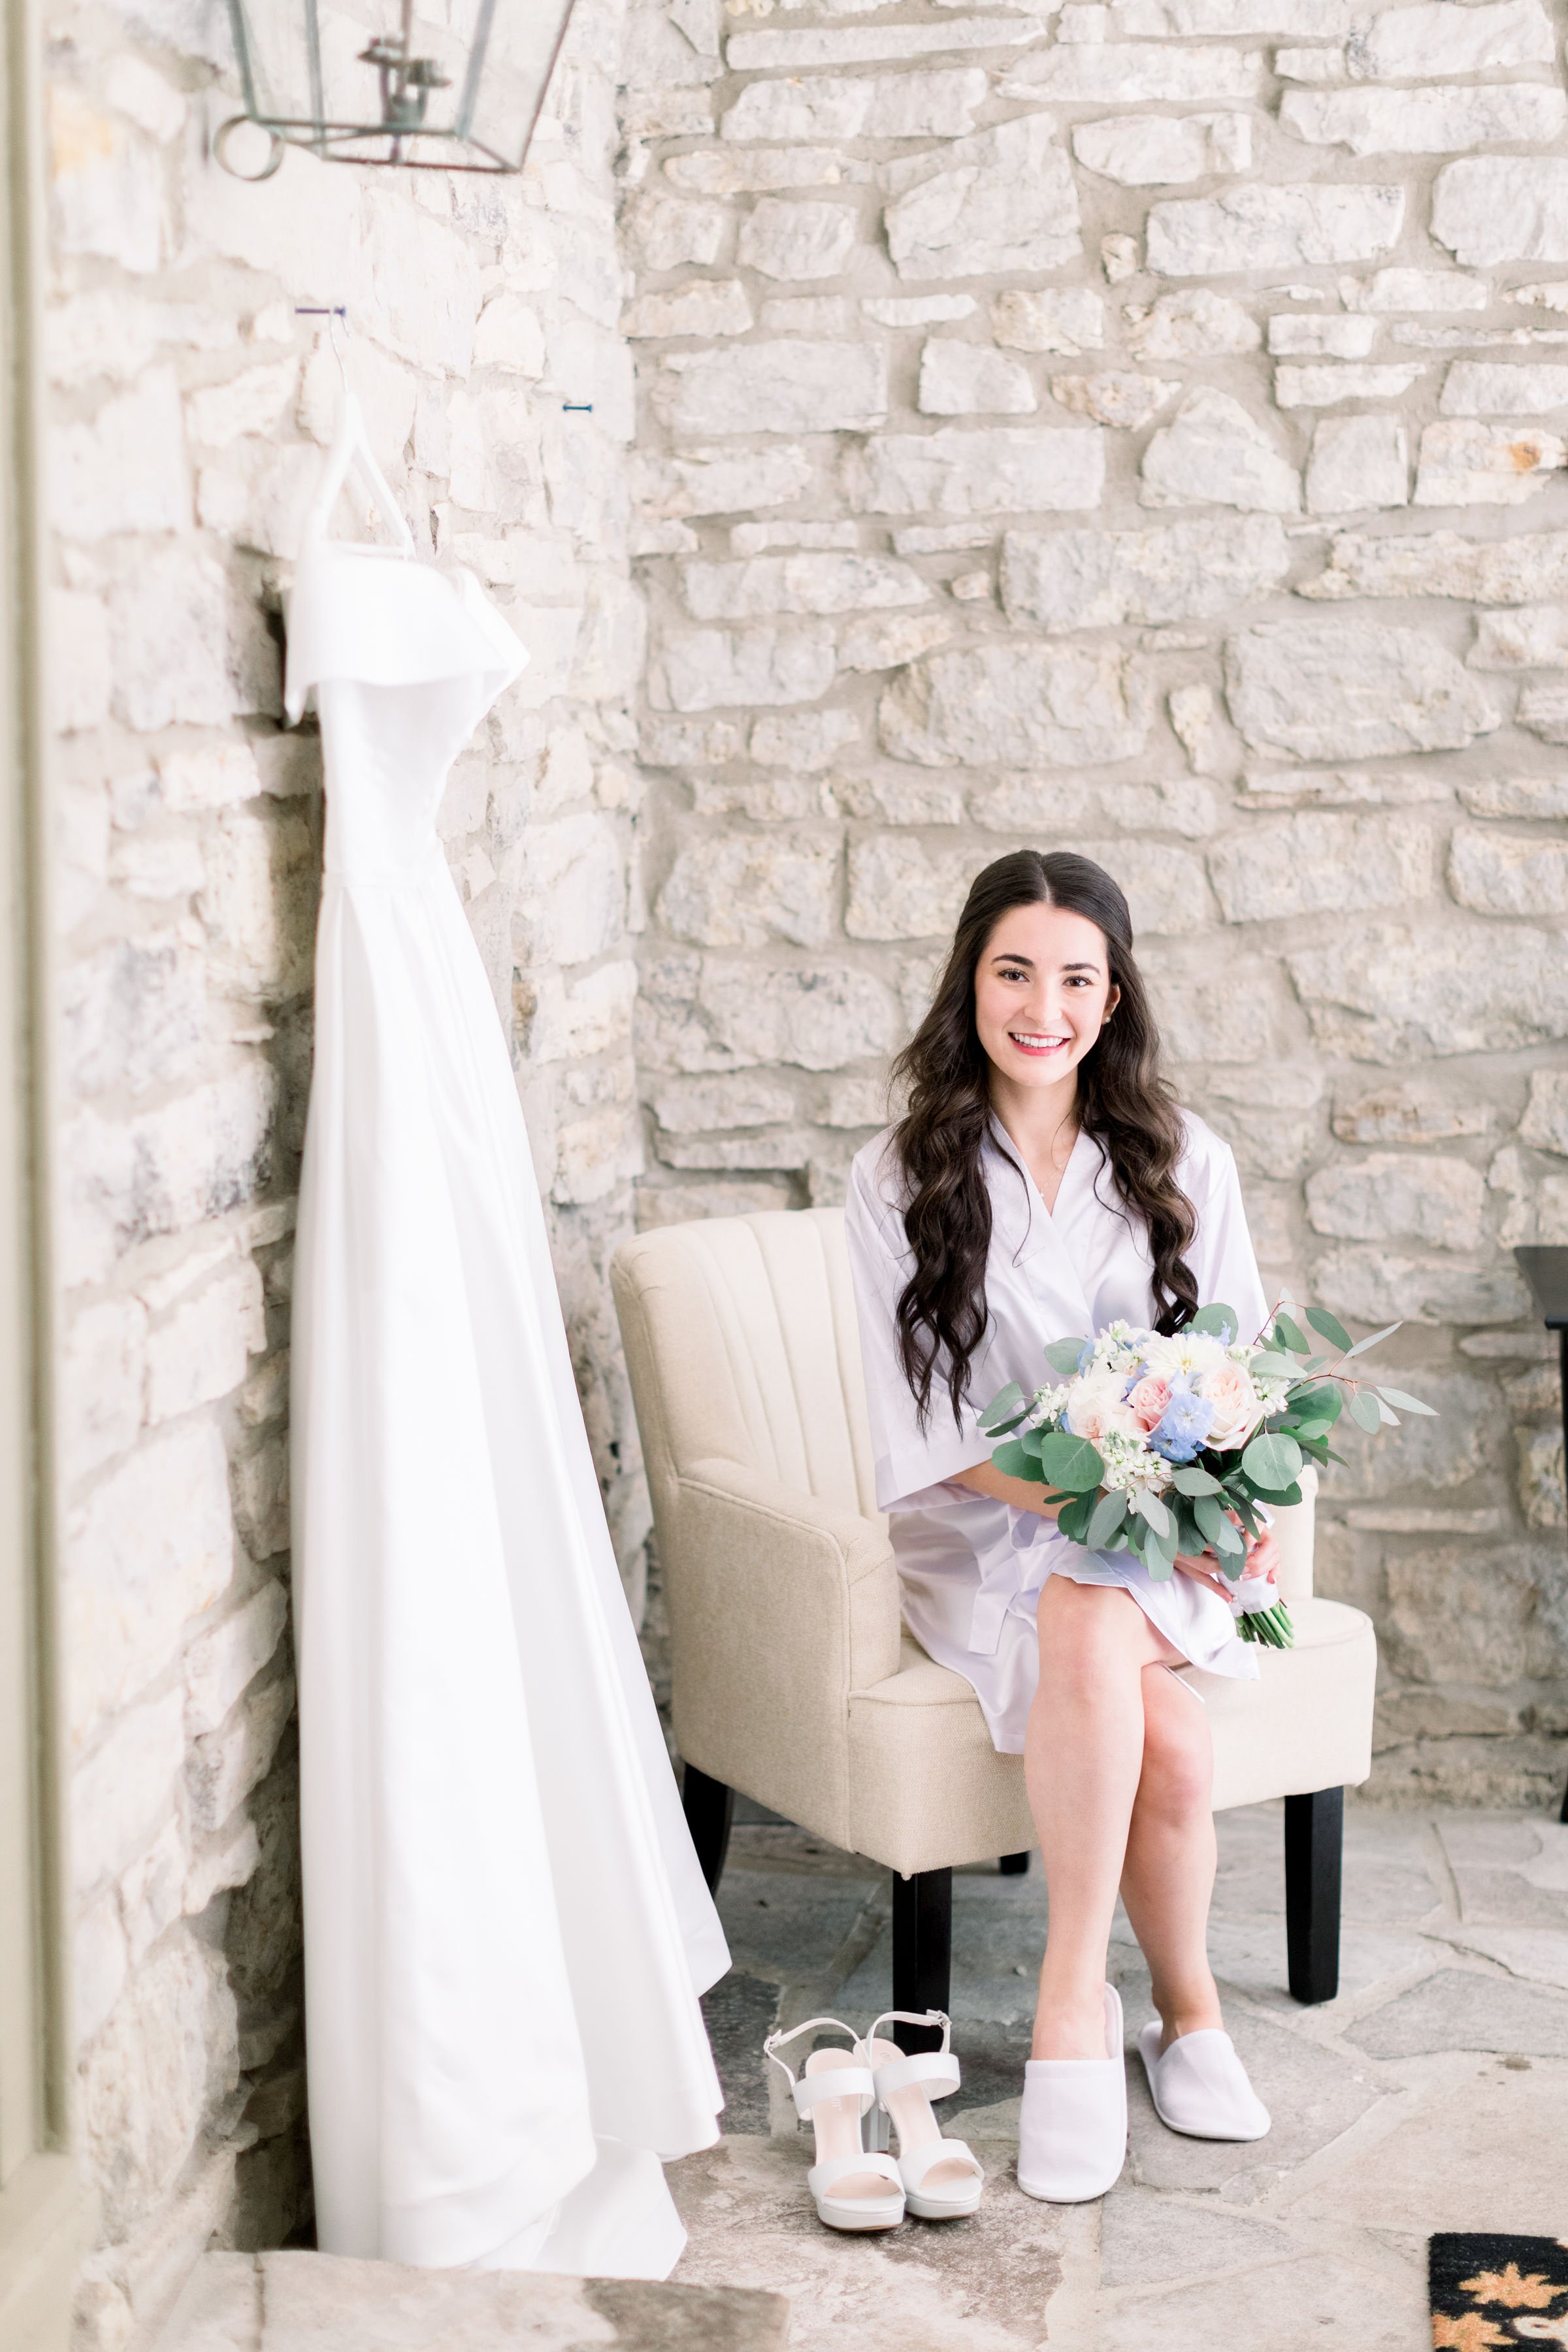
[844,1115,1271,1754]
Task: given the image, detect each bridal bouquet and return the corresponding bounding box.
[978,1303,1434,1648]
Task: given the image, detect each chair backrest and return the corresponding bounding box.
[611,1209,878,1522]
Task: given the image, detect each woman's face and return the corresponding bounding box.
[972,901,1120,1096]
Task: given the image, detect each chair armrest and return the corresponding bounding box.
[660,1458,902,1851]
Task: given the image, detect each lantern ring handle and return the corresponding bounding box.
[214,116,286,181]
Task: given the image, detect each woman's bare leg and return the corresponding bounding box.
[1026,1580,1177,2060]
[1119,1667,1224,2050]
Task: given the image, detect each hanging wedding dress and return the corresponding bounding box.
[287,395,727,2281]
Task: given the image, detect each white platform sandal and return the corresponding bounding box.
[855,2010,985,2221]
[764,2018,906,2233]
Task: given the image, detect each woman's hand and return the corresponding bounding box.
[1173,1523,1281,1605]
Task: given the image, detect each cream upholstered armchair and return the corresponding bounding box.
[612,1207,1377,2019]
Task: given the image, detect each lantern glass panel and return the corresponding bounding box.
[228,0,577,171]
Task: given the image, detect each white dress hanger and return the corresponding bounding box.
[301,315,416,557]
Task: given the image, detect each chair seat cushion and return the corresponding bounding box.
[845,1598,1376,1878]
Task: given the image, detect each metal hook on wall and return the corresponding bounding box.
[296,305,351,392]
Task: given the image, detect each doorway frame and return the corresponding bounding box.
[0,0,83,2341]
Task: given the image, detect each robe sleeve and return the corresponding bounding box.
[843,1145,990,1512]
[1182,1128,1271,1348]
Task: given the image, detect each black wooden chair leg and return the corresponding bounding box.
[1284,1786,1343,2004]
[999,1851,1030,1876]
[681,1763,734,1895]
[891,1867,952,2051]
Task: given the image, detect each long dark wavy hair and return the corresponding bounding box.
[890,849,1199,1429]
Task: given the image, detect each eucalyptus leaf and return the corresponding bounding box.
[1085,1489,1130,1550]
[978,1382,1026,1435]
[992,1437,1047,1481]
[1188,1303,1238,1340]
[1240,1431,1303,1489]
[1194,1494,1243,1554]
[1172,1465,1222,1496]
[1347,1388,1382,1435]
[1377,1386,1438,1417]
[1043,1337,1088,1377]
[1056,1488,1098,1545]
[1305,1305,1351,1352]
[1293,1418,1333,1444]
[1343,1320,1401,1359]
[1377,1398,1400,1427]
[1272,1311,1310,1355]
[1145,1553,1175,1582]
[1036,1431,1106,1493]
[1249,1351,1298,1382]
[1130,1489,1172,1537]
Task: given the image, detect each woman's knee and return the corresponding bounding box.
[1037,1580,1163,1699]
[1138,1674,1214,1818]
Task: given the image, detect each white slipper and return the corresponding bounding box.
[855,2010,984,2221]
[764,2018,906,2232]
[1017,1984,1128,2204]
[1136,2020,1271,2142]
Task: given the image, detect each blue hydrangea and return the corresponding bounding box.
[1151,1383,1216,1464]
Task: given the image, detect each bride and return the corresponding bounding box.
[844,848,1278,2201]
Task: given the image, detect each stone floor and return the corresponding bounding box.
[668,1803,1568,2351]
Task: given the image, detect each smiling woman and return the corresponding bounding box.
[843,847,1277,2204]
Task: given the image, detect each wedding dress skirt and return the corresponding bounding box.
[287,525,727,2279]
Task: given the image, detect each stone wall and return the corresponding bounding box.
[44,0,645,2334]
[619,0,1568,1805]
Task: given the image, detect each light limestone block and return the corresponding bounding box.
[918,341,1037,415]
[1282,84,1565,157]
[50,88,162,273]
[863,295,977,327]
[1441,361,1568,416]
[1073,111,1250,185]
[1450,825,1568,915]
[184,1584,289,1737]
[758,295,853,335]
[627,194,728,272]
[657,830,840,947]
[654,342,887,435]
[71,1686,186,1894]
[749,709,860,768]
[848,830,1204,941]
[119,1816,188,1967]
[516,962,640,1066]
[1347,0,1554,80]
[682,550,928,617]
[515,814,625,968]
[1147,184,1403,276]
[1001,513,1290,630]
[651,1074,797,1135]
[879,642,1152,767]
[885,117,1080,281]
[1341,269,1489,314]
[60,1296,148,1482]
[145,1262,267,1426]
[848,425,1105,515]
[1333,1079,1492,1145]
[1469,606,1568,668]
[1140,389,1300,514]
[60,929,206,1102]
[1003,41,1264,99]
[992,288,1105,353]
[730,520,859,555]
[631,443,814,518]
[1106,0,1352,23]
[623,280,752,338]
[1520,1071,1568,1155]
[1459,776,1568,819]
[1126,289,1260,360]
[1306,1156,1486,1250]
[1224,620,1500,760]
[1414,419,1565,507]
[1207,811,1433,921]
[1275,362,1426,407]
[78,1929,237,2235]
[1433,158,1568,269]
[472,292,546,374]
[65,1422,235,1752]
[727,18,1046,67]
[50,369,188,542]
[198,808,316,1003]
[1306,415,1409,514]
[836,611,958,669]
[649,622,838,711]
[1301,526,1568,604]
[59,1064,276,1290]
[155,742,263,813]
[1169,683,1226,777]
[186,361,299,449]
[110,551,243,732]
[668,148,872,195]
[1051,371,1177,429]
[738,198,858,281]
[1267,315,1377,359]
[720,69,988,142]
[1287,919,1568,1058]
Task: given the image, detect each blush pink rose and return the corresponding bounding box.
[1064,1376,1141,1446]
[1126,1375,1171,1433]
[1195,1360,1264,1451]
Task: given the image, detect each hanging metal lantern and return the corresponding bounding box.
[216,0,579,177]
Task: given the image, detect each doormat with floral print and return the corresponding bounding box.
[1429,2236,1568,2349]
